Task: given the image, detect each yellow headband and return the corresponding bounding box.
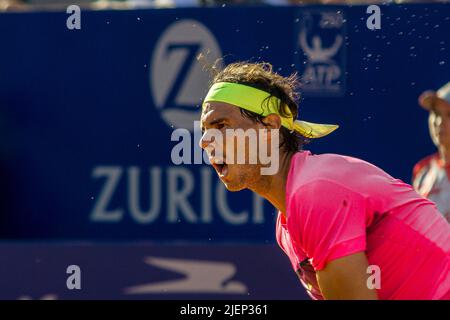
[202,82,338,138]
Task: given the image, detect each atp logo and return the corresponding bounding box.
[150,20,223,132]
[296,11,346,96]
[299,31,342,64]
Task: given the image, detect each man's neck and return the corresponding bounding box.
[249,150,295,214]
[438,146,450,165]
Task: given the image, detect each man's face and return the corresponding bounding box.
[199,102,269,191]
[428,99,450,148]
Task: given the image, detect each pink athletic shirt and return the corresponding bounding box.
[276,150,450,300]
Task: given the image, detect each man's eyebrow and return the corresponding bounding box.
[202,117,227,131]
[209,117,227,126]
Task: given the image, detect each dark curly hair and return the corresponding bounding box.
[199,57,309,153]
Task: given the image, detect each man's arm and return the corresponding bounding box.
[316,252,379,300]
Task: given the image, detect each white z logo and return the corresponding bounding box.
[90,166,123,222]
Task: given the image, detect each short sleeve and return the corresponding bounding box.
[288,179,368,271]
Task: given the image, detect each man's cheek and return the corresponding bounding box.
[223,137,236,164]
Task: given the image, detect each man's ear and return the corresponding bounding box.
[262,114,282,130]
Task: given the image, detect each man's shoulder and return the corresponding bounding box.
[287,178,363,209]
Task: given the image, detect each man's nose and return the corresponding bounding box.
[199,133,210,150]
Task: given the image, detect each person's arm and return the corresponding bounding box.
[316,252,378,300]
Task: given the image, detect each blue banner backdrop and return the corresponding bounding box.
[0,4,449,240]
[0,243,308,300]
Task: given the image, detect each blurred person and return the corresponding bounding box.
[413,82,450,223]
[199,61,450,300]
[267,0,388,4]
[0,0,27,11]
[94,0,199,9]
[18,0,97,10]
[394,0,449,3]
[151,0,199,8]
[199,0,266,6]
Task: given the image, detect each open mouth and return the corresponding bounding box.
[211,161,229,178]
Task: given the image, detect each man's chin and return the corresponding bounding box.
[221,180,245,192]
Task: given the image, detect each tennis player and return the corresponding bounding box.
[199,61,450,300]
[413,82,450,222]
